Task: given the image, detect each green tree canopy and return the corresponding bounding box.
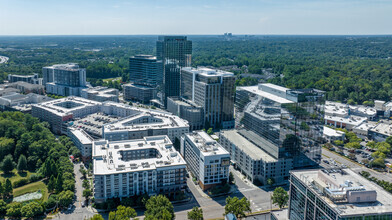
[187,206,203,220]
[17,154,27,172]
[58,190,74,207]
[109,205,137,220]
[271,187,289,209]
[144,195,174,220]
[224,196,251,219]
[20,201,44,218]
[90,214,105,220]
[1,154,14,174]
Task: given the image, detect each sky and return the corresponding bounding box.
[0,0,391,35]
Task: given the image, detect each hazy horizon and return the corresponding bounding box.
[1,0,391,36]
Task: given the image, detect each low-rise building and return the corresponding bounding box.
[31,97,102,134]
[324,115,367,130]
[123,83,156,104]
[324,101,349,118]
[369,120,392,142]
[0,92,52,113]
[323,126,345,143]
[219,129,293,185]
[81,86,119,102]
[167,97,204,131]
[93,136,187,202]
[102,108,189,142]
[8,73,42,85]
[181,131,230,190]
[289,168,392,219]
[68,127,94,161]
[350,105,377,120]
[352,122,377,138]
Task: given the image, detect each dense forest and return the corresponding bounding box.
[1,35,392,104]
[0,112,79,218]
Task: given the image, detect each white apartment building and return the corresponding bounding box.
[68,127,94,161]
[81,86,119,102]
[103,109,189,142]
[43,63,88,97]
[219,130,293,185]
[181,131,230,190]
[93,136,187,202]
[31,97,101,134]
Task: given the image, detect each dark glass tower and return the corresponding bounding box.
[235,83,325,168]
[156,36,192,107]
[129,55,162,87]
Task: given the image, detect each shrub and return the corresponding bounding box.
[29,173,43,182]
[12,178,30,188]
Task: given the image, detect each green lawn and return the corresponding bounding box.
[0,169,35,183]
[13,181,49,201]
[103,77,121,82]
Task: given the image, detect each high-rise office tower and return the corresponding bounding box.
[156,36,192,106]
[180,67,235,129]
[129,55,162,87]
[235,83,325,169]
[219,83,325,185]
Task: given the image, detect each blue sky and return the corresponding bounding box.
[0,0,391,35]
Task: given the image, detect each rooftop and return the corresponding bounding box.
[103,109,189,133]
[325,115,367,126]
[291,169,392,216]
[325,101,349,116]
[220,129,276,162]
[323,126,345,137]
[237,85,294,104]
[181,67,234,77]
[44,63,82,71]
[370,121,392,136]
[32,97,101,116]
[185,131,229,157]
[68,127,93,145]
[93,136,186,175]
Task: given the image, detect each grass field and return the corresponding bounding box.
[103,77,121,82]
[13,181,48,201]
[0,169,35,183]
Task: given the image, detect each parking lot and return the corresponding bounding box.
[71,113,120,138]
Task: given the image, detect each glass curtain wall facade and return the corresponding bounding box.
[235,85,325,168]
[156,36,192,106]
[129,55,162,87]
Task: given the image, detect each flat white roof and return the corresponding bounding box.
[325,115,367,126]
[370,122,392,136]
[93,136,186,175]
[260,83,289,93]
[185,131,229,157]
[32,96,101,116]
[323,126,345,137]
[238,85,294,104]
[292,169,392,216]
[103,106,189,133]
[220,130,276,162]
[69,127,93,145]
[182,67,234,77]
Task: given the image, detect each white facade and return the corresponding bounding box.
[102,104,189,142]
[181,131,230,189]
[219,130,292,185]
[81,86,119,102]
[93,136,187,202]
[68,127,94,160]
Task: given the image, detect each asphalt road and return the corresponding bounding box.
[174,166,277,220]
[322,148,392,183]
[54,162,96,220]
